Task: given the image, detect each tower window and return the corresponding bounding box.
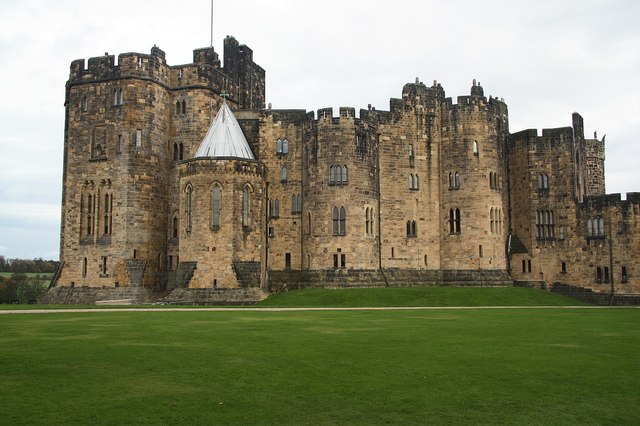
[211,184,222,228]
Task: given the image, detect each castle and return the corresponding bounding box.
[47,36,639,304]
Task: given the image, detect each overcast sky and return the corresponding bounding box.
[0,0,638,260]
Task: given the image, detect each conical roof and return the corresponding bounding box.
[194,101,255,160]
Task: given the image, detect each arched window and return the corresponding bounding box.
[172,214,179,239]
[490,208,495,234]
[281,166,288,182]
[292,194,297,213]
[455,172,460,188]
[179,143,184,160]
[276,138,283,154]
[449,208,455,234]
[82,94,88,112]
[598,217,605,236]
[339,206,346,235]
[176,101,181,115]
[103,193,112,235]
[330,166,336,184]
[242,185,250,227]
[408,144,414,158]
[342,165,348,183]
[332,206,339,235]
[173,143,178,161]
[297,194,302,213]
[82,257,87,278]
[86,194,93,236]
[114,88,119,106]
[211,184,221,228]
[473,140,479,156]
[494,172,498,190]
[181,100,186,114]
[185,184,193,232]
[449,172,453,188]
[489,172,494,189]
[282,138,289,154]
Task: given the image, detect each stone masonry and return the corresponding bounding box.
[50,37,639,304]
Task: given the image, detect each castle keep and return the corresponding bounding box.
[49,37,640,304]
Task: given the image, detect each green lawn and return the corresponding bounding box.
[1,308,638,425]
[257,286,585,307]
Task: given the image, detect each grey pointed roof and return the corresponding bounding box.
[194,102,255,160]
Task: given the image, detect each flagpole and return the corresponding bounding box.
[210,0,214,47]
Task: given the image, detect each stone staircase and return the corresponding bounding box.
[232,261,261,288]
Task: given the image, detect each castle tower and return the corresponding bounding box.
[439,81,509,271]
[177,102,266,289]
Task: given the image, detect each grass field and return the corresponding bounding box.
[1,306,638,424]
[0,272,53,279]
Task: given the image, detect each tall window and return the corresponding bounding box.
[82,258,87,278]
[282,138,289,154]
[333,206,346,235]
[408,144,414,158]
[276,138,283,154]
[536,209,555,239]
[291,193,301,213]
[449,172,453,188]
[455,172,460,188]
[330,165,348,185]
[281,166,288,182]
[473,140,479,156]
[113,88,123,106]
[242,185,250,227]
[449,208,461,234]
[135,129,142,149]
[409,174,419,190]
[537,173,549,191]
[81,94,88,112]
[172,214,179,239]
[365,207,374,236]
[103,193,112,235]
[86,194,94,236]
[269,199,280,218]
[406,220,417,237]
[185,184,193,232]
[211,184,221,228]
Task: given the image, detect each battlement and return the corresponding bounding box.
[582,192,640,208]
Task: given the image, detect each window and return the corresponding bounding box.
[182,100,186,115]
[276,138,283,154]
[621,266,628,283]
[269,199,280,218]
[99,256,108,276]
[522,259,526,273]
[449,208,461,234]
[341,253,346,268]
[281,166,288,182]
[449,172,453,189]
[282,138,289,154]
[307,212,312,235]
[113,88,123,106]
[596,266,602,283]
[559,225,565,240]
[185,184,193,232]
[489,172,494,189]
[332,206,346,235]
[179,143,184,160]
[588,217,605,237]
[406,220,417,237]
[603,267,610,283]
[242,185,250,227]
[473,140,479,156]
[490,208,495,234]
[117,134,123,154]
[173,143,178,161]
[268,226,275,238]
[329,165,348,185]
[135,129,142,149]
[103,193,112,235]
[537,173,549,191]
[291,193,302,214]
[333,254,339,268]
[536,209,555,239]
[528,260,532,273]
[211,184,221,228]
[490,172,499,190]
[561,262,567,273]
[365,207,374,236]
[479,245,483,258]
[285,253,291,270]
[82,258,87,278]
[409,174,419,190]
[408,144,414,158]
[81,94,88,112]
[172,214,179,239]
[454,172,460,188]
